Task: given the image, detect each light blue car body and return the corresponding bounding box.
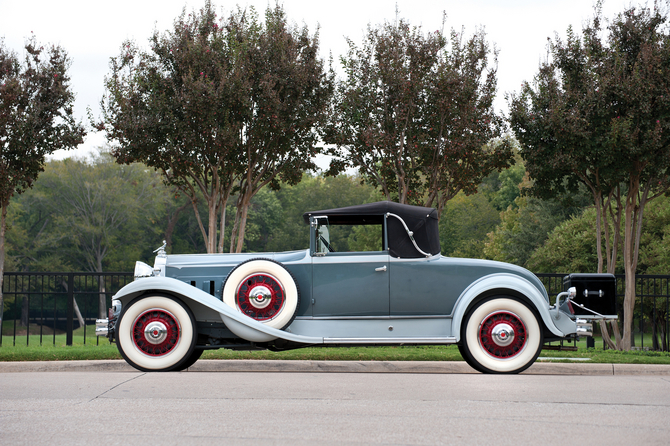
[112,239,572,347]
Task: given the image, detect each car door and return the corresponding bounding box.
[312,252,390,317]
[389,256,453,316]
[309,216,389,317]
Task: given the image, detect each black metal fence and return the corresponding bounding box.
[1,272,133,347]
[2,271,670,351]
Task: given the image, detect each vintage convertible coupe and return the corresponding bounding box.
[97,201,617,373]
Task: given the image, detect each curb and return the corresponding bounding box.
[1,359,669,375]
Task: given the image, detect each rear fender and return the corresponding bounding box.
[113,277,323,345]
[451,273,567,342]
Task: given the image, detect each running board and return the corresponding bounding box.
[323,337,457,344]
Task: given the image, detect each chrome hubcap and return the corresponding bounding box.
[144,321,168,345]
[248,285,272,309]
[491,323,515,347]
[235,272,286,322]
[478,310,528,359]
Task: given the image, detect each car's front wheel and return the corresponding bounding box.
[460,297,543,374]
[116,295,197,372]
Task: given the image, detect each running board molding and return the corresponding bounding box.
[323,337,457,344]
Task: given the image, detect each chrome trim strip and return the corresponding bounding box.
[389,254,442,262]
[294,315,451,320]
[323,337,457,344]
[312,254,390,264]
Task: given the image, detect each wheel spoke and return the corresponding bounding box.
[235,273,286,321]
[478,311,527,359]
[132,309,181,356]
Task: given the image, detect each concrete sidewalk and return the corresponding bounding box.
[1,359,670,375]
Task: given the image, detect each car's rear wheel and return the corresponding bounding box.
[460,297,543,374]
[222,258,300,330]
[116,295,196,372]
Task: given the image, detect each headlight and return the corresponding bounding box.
[134,261,154,279]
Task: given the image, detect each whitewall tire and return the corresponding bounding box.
[461,297,543,374]
[222,259,300,330]
[116,295,196,372]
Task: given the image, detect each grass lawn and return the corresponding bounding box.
[2,320,670,364]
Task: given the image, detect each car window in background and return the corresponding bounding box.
[329,224,383,252]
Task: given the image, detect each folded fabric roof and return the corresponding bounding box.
[303,201,440,258]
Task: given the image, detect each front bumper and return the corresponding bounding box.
[96,300,122,340]
[95,318,111,337]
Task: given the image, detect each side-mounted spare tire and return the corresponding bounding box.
[222,258,300,330]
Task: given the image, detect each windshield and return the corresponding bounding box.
[316,219,331,254]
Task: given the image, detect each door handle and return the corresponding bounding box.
[375,265,387,272]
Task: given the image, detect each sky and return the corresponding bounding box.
[0,0,629,161]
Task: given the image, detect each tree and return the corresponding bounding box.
[18,152,166,317]
[325,16,510,215]
[509,3,670,349]
[262,173,381,252]
[224,5,334,253]
[421,33,511,216]
[101,1,333,254]
[439,191,500,258]
[484,195,588,267]
[0,37,85,331]
[101,1,240,254]
[35,153,165,274]
[526,208,601,274]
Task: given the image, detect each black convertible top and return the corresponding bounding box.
[303,201,440,258]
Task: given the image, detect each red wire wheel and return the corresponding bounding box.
[131,308,181,356]
[478,311,527,359]
[235,273,286,321]
[117,295,196,372]
[461,297,543,374]
[222,259,300,330]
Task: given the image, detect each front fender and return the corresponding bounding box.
[113,277,323,345]
[451,273,567,342]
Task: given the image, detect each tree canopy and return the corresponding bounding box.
[509,3,670,349]
[100,1,333,253]
[324,17,511,216]
[0,36,85,330]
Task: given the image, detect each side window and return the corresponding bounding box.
[325,223,384,252]
[312,216,386,254]
[346,224,383,252]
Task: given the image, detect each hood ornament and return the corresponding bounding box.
[153,240,167,258]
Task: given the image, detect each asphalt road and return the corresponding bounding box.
[2,366,670,445]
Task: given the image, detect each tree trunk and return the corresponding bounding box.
[21,295,29,327]
[73,296,85,328]
[599,320,617,350]
[0,202,7,338]
[235,193,253,253]
[207,195,218,254]
[217,199,227,253]
[60,279,86,328]
[229,196,242,254]
[594,190,604,274]
[621,182,639,351]
[611,318,623,347]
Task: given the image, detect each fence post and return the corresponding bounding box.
[66,273,74,346]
